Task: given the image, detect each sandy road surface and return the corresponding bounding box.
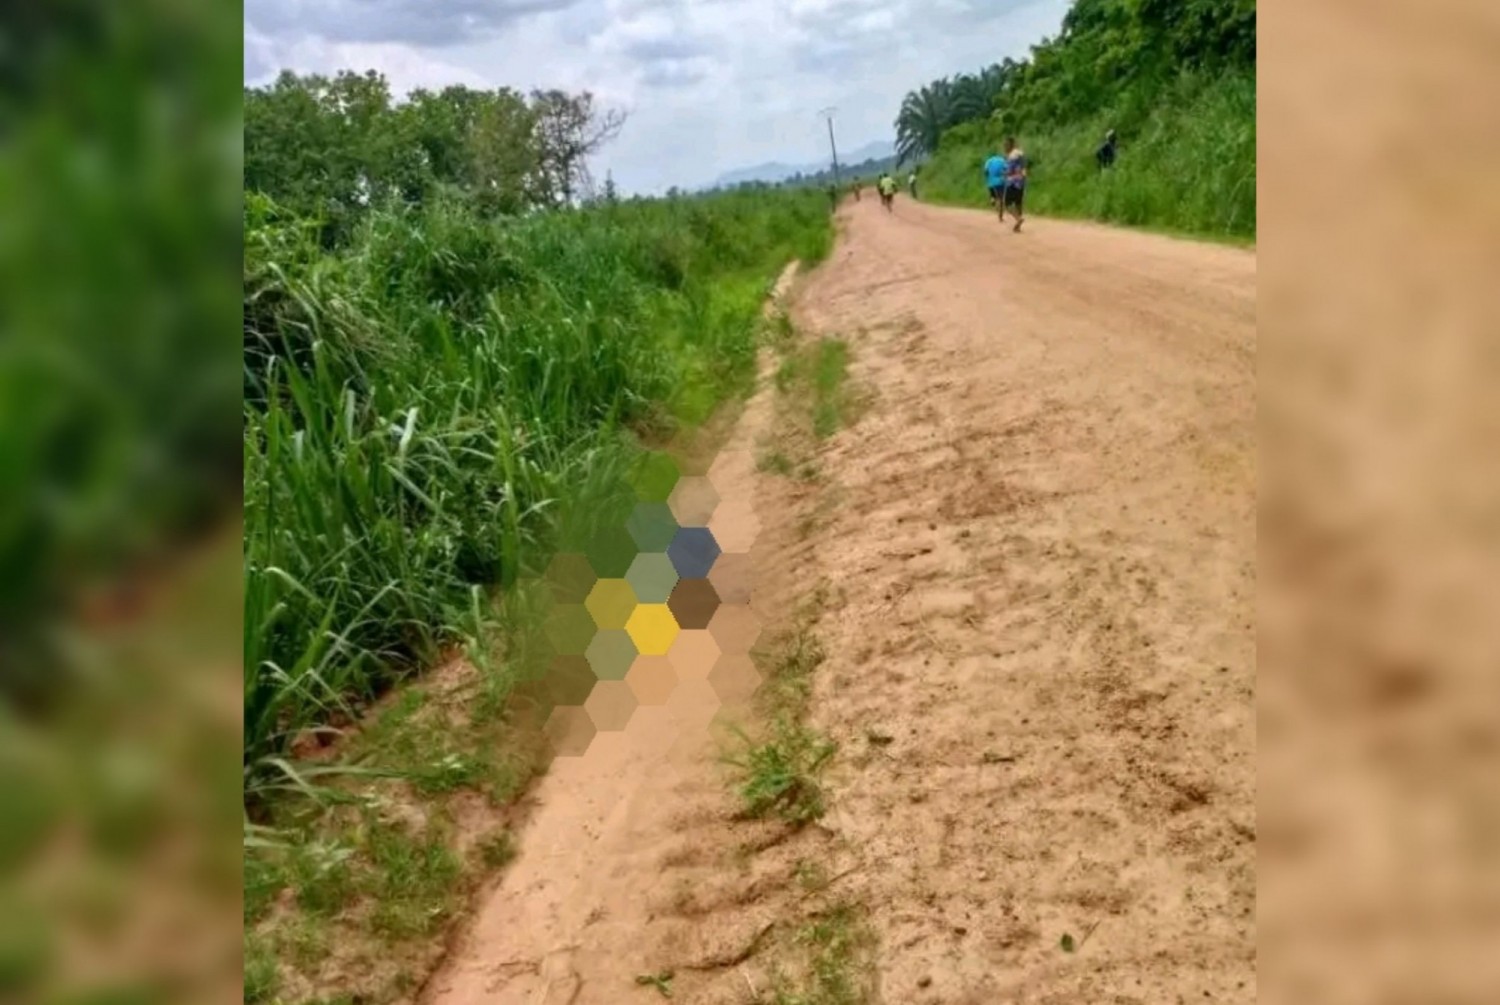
[794,198,1255,1001]
[423,201,1255,1003]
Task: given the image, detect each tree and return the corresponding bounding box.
[529,90,626,207]
[244,72,629,233]
[895,0,1255,155]
[468,89,538,215]
[895,81,953,164]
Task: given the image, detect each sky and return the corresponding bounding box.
[244,0,1073,195]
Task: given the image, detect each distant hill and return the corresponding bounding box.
[708,139,895,189]
[704,148,928,196]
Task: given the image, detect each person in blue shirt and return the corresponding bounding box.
[984,150,1008,215]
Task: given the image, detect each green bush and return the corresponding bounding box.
[243,188,830,786]
[921,71,1254,240]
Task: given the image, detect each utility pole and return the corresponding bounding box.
[819,107,841,189]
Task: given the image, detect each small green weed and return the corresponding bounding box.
[810,340,853,439]
[758,449,795,476]
[363,821,464,939]
[244,936,280,1004]
[477,830,517,868]
[756,625,826,715]
[289,839,357,917]
[280,917,331,969]
[729,718,837,825]
[763,905,874,1005]
[793,859,830,893]
[635,970,676,998]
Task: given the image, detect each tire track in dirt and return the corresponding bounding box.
[790,198,1256,1002]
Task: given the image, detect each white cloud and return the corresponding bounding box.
[245,0,1072,194]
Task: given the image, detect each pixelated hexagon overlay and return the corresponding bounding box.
[630,451,681,503]
[668,526,721,579]
[626,501,679,553]
[707,496,761,554]
[544,705,596,758]
[708,652,762,706]
[585,525,638,579]
[584,680,638,732]
[664,677,722,731]
[544,603,596,656]
[542,654,598,707]
[626,603,680,656]
[667,577,721,630]
[708,603,762,655]
[626,552,679,604]
[708,552,753,605]
[543,552,597,605]
[586,629,638,681]
[585,578,637,630]
[520,426,790,760]
[625,654,678,706]
[667,629,722,683]
[668,475,720,526]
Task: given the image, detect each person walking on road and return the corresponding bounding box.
[878,172,897,211]
[907,170,918,200]
[1001,136,1027,232]
[984,147,1008,220]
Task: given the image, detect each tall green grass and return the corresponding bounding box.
[920,71,1255,241]
[243,189,831,787]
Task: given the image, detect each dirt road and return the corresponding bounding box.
[424,199,1256,1003]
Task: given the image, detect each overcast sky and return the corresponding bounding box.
[245,0,1072,194]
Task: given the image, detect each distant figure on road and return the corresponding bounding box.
[907,171,918,199]
[984,148,1008,218]
[1096,129,1118,171]
[853,181,862,202]
[877,172,897,211]
[827,181,839,212]
[1002,136,1027,232]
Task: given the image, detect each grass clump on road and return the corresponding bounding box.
[729,595,837,825]
[762,905,877,1005]
[730,717,838,825]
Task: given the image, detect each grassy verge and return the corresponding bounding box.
[919,70,1254,242]
[243,190,832,1004]
[244,189,833,789]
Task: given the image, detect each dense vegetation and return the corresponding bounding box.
[897,0,1255,238]
[244,73,832,789]
[244,69,832,1004]
[245,72,626,243]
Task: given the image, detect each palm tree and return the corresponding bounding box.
[947,73,991,123]
[894,80,952,165]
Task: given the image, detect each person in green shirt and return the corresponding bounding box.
[877,173,897,210]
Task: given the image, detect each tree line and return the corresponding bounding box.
[244,71,625,243]
[894,0,1254,163]
[702,154,907,197]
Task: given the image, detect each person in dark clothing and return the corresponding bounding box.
[1096,129,1118,171]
